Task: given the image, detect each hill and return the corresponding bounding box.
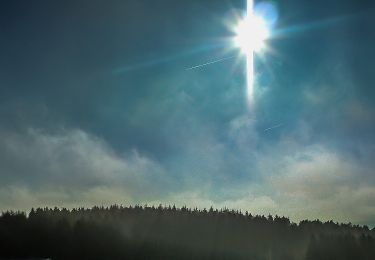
[1,205,374,259]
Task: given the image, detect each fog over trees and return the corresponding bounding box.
[1,205,374,259]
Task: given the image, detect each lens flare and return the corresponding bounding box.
[234,15,270,54]
[233,0,272,105]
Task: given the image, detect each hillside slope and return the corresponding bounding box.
[1,205,374,259]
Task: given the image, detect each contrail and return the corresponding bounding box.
[186,56,236,70]
[264,123,283,132]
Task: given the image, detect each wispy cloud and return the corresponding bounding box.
[0,128,171,210]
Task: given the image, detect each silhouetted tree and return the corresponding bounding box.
[0,206,374,259]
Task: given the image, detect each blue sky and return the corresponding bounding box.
[1,0,375,226]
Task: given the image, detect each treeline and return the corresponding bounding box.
[0,205,374,259]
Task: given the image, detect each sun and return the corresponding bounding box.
[230,0,275,105]
[234,14,270,54]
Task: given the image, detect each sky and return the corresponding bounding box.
[1,0,375,226]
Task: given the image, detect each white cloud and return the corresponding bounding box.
[1,124,374,227]
[0,128,169,211]
[258,142,375,224]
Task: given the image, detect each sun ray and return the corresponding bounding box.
[232,0,273,106]
[246,0,254,105]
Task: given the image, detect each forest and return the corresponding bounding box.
[1,205,374,259]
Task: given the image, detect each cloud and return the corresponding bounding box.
[255,137,375,225]
[148,115,375,226]
[0,128,171,211]
[1,110,374,226]
[151,140,375,226]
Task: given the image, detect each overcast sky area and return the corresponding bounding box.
[1,0,375,226]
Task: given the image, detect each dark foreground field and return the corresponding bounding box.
[1,205,374,259]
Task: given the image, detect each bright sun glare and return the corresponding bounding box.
[234,14,270,54]
[233,0,272,104]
